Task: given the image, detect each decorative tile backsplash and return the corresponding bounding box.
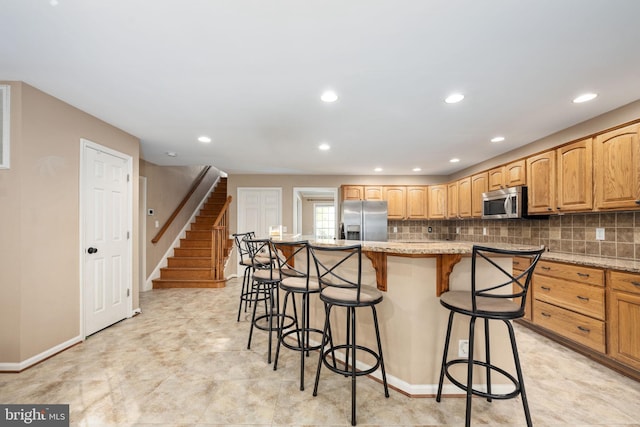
[388,211,640,261]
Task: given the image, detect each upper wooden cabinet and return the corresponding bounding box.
[471,172,488,218]
[593,123,640,210]
[342,185,364,201]
[488,160,527,191]
[557,138,593,212]
[458,177,472,218]
[446,181,459,219]
[527,151,556,214]
[384,186,407,219]
[505,160,527,187]
[364,186,384,201]
[406,186,429,219]
[427,185,447,219]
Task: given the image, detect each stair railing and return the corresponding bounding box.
[211,195,233,282]
[151,166,212,244]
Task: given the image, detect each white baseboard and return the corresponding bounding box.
[0,335,82,372]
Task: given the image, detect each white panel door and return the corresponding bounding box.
[82,142,131,336]
[237,188,282,238]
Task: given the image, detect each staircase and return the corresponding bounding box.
[152,178,231,288]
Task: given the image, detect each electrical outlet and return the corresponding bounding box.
[483,227,487,236]
[393,226,398,233]
[428,226,433,233]
[456,226,461,234]
[458,339,469,358]
[595,228,605,241]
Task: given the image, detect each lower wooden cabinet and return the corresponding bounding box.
[533,299,605,353]
[608,270,640,370]
[531,260,606,353]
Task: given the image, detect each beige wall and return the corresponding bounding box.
[140,160,221,280]
[452,99,640,180]
[0,81,140,365]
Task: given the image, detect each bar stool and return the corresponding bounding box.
[436,245,544,427]
[232,231,255,322]
[272,240,324,391]
[309,243,389,426]
[245,238,294,364]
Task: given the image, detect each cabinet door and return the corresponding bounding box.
[557,138,593,212]
[608,289,640,370]
[488,166,505,191]
[458,177,472,218]
[527,151,556,214]
[446,181,459,219]
[384,186,406,219]
[427,185,447,219]
[364,186,383,200]
[471,172,488,218]
[594,123,640,210]
[505,159,527,187]
[342,185,364,201]
[406,186,428,219]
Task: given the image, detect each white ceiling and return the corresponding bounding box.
[3,0,640,176]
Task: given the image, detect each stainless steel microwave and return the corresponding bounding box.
[482,186,528,219]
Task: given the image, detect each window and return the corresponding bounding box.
[314,203,335,239]
[0,84,9,169]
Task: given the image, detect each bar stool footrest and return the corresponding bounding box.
[444,358,521,400]
[254,313,296,332]
[281,327,325,352]
[322,344,382,377]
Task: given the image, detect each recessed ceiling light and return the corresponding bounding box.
[412,167,422,172]
[321,90,338,103]
[318,143,331,151]
[491,136,505,143]
[50,0,59,5]
[166,152,177,157]
[197,136,212,143]
[573,93,598,103]
[445,93,464,104]
[449,158,460,163]
[374,167,383,172]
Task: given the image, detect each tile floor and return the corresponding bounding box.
[1,278,640,426]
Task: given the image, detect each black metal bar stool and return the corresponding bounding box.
[309,243,389,426]
[232,231,255,322]
[436,245,544,427]
[245,238,295,364]
[272,240,325,391]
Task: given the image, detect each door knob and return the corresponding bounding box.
[87,247,98,254]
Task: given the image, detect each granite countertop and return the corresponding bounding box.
[273,235,640,274]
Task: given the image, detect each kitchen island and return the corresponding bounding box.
[271,237,540,397]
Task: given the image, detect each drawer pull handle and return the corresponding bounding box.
[577,326,591,333]
[513,261,520,266]
[577,295,590,301]
[541,286,551,291]
[631,281,640,287]
[577,272,590,278]
[541,266,551,271]
[540,312,551,318]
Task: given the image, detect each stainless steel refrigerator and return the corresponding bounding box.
[341,200,388,241]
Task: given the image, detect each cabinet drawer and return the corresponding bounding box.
[536,260,604,287]
[608,270,640,294]
[512,256,531,271]
[534,276,605,320]
[533,300,605,353]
